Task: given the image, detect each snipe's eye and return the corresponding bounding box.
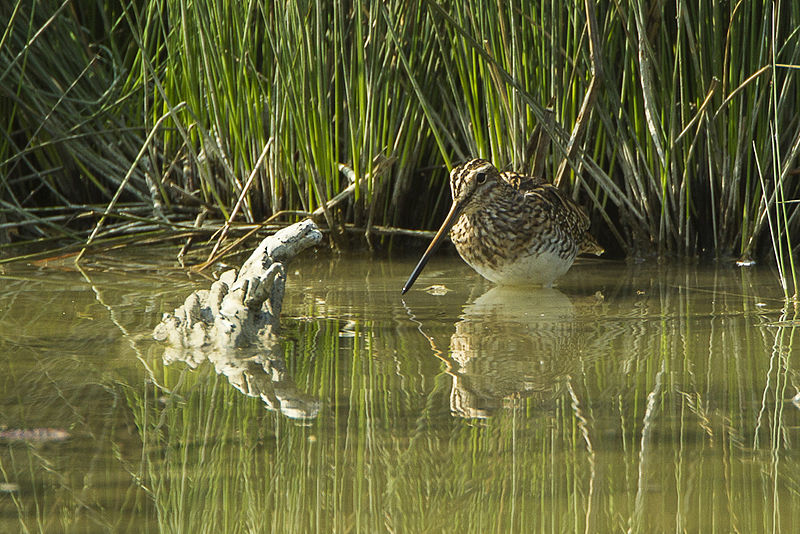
[475,172,487,185]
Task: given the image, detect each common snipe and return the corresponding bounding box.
[401,158,602,294]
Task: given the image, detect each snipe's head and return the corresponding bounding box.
[448,158,502,212]
[401,159,501,294]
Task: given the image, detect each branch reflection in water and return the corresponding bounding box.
[161,340,320,421]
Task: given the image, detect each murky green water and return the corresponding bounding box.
[1,252,799,533]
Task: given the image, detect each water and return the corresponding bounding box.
[1,251,799,533]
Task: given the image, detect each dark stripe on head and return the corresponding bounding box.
[450,158,496,199]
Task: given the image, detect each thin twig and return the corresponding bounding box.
[76,103,187,262]
[205,139,272,262]
[554,0,602,188]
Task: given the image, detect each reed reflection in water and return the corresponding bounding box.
[1,256,799,532]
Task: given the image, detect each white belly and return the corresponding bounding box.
[463,250,575,287]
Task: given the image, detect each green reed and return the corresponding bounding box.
[1,1,799,281]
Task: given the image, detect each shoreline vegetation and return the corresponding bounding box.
[1,1,799,294]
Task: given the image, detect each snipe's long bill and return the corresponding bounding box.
[401,158,602,294]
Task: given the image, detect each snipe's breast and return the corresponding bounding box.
[449,209,578,286]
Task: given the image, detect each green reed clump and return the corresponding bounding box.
[424,1,800,263]
[1,0,799,283]
[596,0,800,263]
[131,0,447,235]
[0,2,150,239]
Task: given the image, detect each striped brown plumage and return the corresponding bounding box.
[402,158,602,293]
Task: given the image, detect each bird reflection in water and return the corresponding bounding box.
[443,286,592,419]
